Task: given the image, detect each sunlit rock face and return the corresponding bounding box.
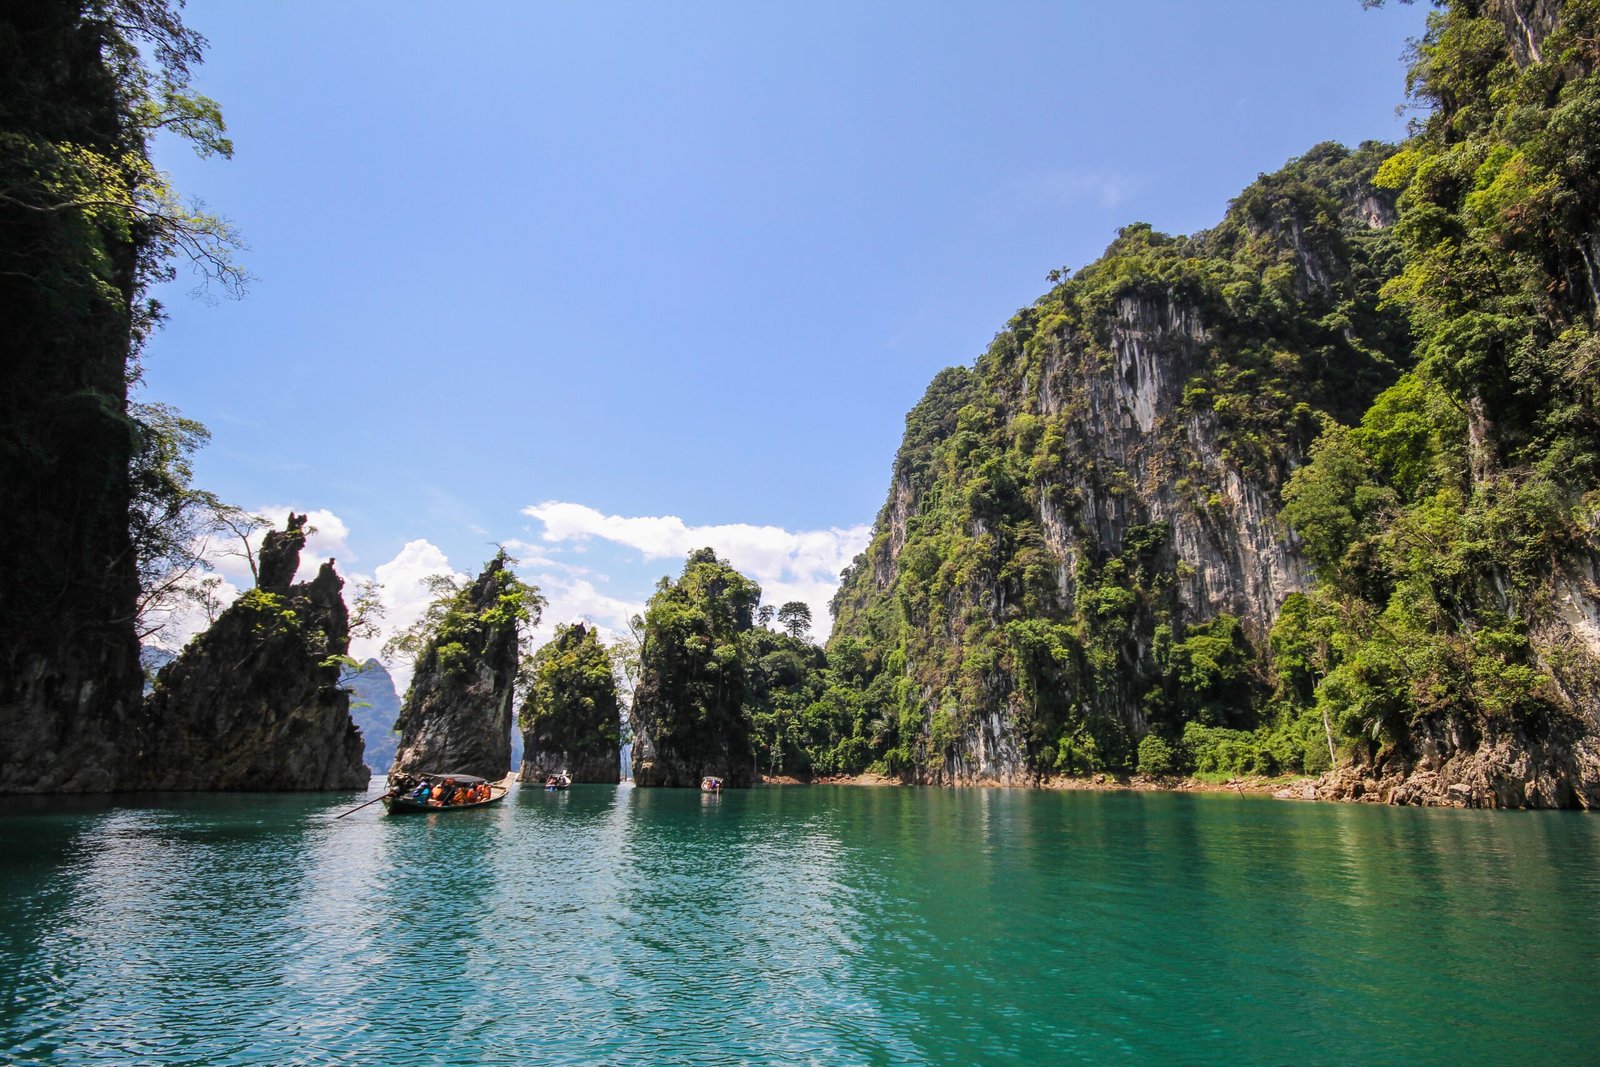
[830,143,1409,785]
[128,515,369,791]
[389,556,519,782]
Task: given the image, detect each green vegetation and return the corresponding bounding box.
[631,549,762,785]
[519,622,620,778]
[811,2,1600,788]
[1275,0,1600,765]
[820,138,1414,781]
[384,550,545,689]
[1,2,242,747]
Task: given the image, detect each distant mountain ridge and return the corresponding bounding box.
[345,659,401,777]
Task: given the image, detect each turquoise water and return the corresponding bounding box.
[2,784,1598,1065]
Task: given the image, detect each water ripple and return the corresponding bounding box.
[2,786,1599,1064]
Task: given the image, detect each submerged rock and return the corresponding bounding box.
[127,514,369,790]
[390,554,523,782]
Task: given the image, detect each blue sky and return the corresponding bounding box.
[143,1,1431,672]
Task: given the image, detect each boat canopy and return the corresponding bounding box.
[413,772,487,785]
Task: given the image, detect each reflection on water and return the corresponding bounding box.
[2,785,1599,1064]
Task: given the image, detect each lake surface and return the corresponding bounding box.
[2,783,1597,1065]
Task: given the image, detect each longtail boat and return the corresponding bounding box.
[383,772,509,815]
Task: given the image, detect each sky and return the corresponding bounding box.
[142,1,1433,683]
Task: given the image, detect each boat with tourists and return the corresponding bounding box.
[544,771,571,790]
[383,772,508,814]
[701,776,722,793]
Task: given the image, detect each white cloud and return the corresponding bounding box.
[520,571,644,651]
[521,501,871,640]
[350,539,467,690]
[153,505,358,652]
[144,574,245,654]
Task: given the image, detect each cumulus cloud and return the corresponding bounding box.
[521,501,871,640]
[154,505,358,652]
[520,572,644,650]
[349,539,467,688]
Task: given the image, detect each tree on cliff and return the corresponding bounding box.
[776,601,813,641]
[387,552,544,781]
[630,548,761,787]
[0,0,242,792]
[518,623,621,783]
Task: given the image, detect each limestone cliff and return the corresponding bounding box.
[127,515,369,790]
[0,5,149,793]
[830,0,1600,808]
[517,623,621,784]
[389,554,522,781]
[829,143,1411,784]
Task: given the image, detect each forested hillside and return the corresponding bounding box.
[824,0,1600,806]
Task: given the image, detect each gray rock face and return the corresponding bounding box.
[389,557,519,782]
[831,145,1408,787]
[1314,717,1600,809]
[127,526,369,790]
[0,643,140,794]
[257,513,307,593]
[0,3,147,796]
[519,748,619,784]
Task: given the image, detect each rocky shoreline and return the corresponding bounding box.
[770,768,1595,809]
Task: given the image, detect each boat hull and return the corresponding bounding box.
[383,786,508,815]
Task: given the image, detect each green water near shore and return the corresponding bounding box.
[1,783,1597,1065]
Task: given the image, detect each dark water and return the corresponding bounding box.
[2,784,1597,1065]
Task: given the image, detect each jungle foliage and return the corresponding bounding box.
[519,622,620,769]
[383,551,544,689]
[814,2,1600,783]
[816,138,1415,781]
[1276,0,1600,761]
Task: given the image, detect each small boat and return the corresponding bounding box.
[701,776,722,793]
[383,772,508,815]
[544,771,572,791]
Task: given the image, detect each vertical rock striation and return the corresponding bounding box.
[128,514,369,790]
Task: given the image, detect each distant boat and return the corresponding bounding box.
[383,772,508,814]
[701,776,722,793]
[544,771,571,791]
